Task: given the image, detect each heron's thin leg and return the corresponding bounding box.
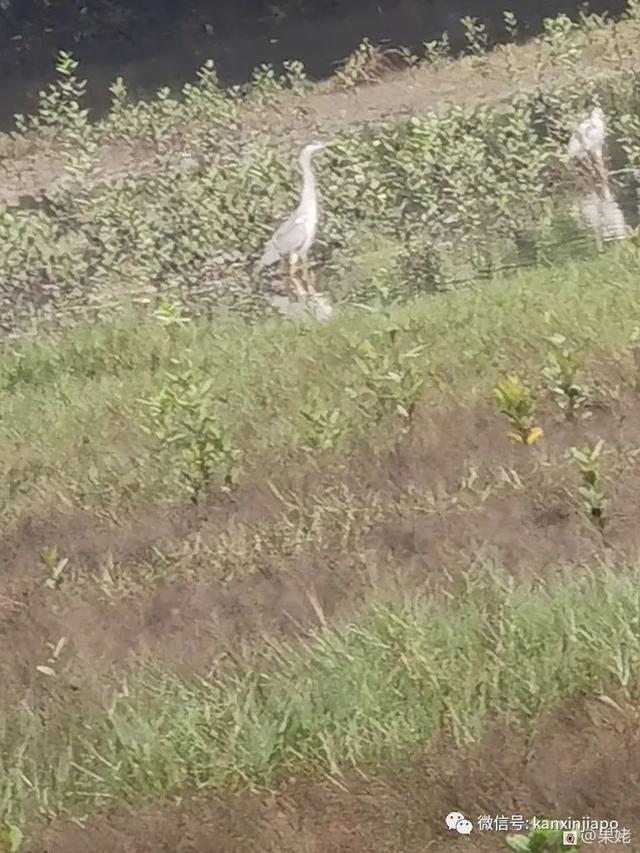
[588,152,610,195]
[301,258,317,295]
[290,255,303,293]
[289,257,306,300]
[300,258,309,294]
[597,159,610,192]
[583,156,596,186]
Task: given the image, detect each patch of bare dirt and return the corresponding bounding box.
[0,479,281,592]
[24,694,640,852]
[2,389,632,587]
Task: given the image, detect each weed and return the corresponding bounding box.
[578,8,610,34]
[248,63,285,104]
[14,50,88,138]
[495,375,544,445]
[152,300,192,346]
[569,439,608,532]
[503,10,520,41]
[334,39,390,88]
[542,333,590,420]
[461,16,490,72]
[542,14,580,72]
[107,76,130,127]
[13,50,98,183]
[389,46,420,70]
[35,636,67,678]
[502,11,521,79]
[347,331,426,425]
[282,59,311,94]
[299,386,346,454]
[41,547,70,590]
[139,359,242,501]
[423,31,451,65]
[0,825,23,853]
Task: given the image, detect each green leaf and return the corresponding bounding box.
[547,333,567,347]
[0,824,24,853]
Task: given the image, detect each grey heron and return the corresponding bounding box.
[256,140,330,298]
[567,105,608,185]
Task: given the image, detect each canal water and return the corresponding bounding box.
[0,0,631,129]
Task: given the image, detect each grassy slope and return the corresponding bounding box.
[2,245,640,832]
[2,242,639,528]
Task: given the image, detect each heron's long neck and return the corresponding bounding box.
[298,152,317,212]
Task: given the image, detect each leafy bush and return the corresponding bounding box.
[1,7,639,334]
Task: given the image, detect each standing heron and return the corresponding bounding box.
[567,105,608,186]
[568,105,629,241]
[256,141,330,298]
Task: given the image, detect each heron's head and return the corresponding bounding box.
[303,141,329,156]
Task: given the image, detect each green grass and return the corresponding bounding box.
[2,562,639,823]
[1,241,639,527]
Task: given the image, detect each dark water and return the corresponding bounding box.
[0,0,629,130]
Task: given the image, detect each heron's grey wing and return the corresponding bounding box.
[581,123,604,153]
[256,211,310,271]
[256,239,281,270]
[271,211,310,257]
[567,125,587,158]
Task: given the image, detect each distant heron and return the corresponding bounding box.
[568,105,629,241]
[567,105,608,185]
[256,141,330,298]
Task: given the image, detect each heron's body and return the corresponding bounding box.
[258,203,317,268]
[568,107,605,160]
[256,141,327,298]
[567,106,608,185]
[568,107,627,240]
